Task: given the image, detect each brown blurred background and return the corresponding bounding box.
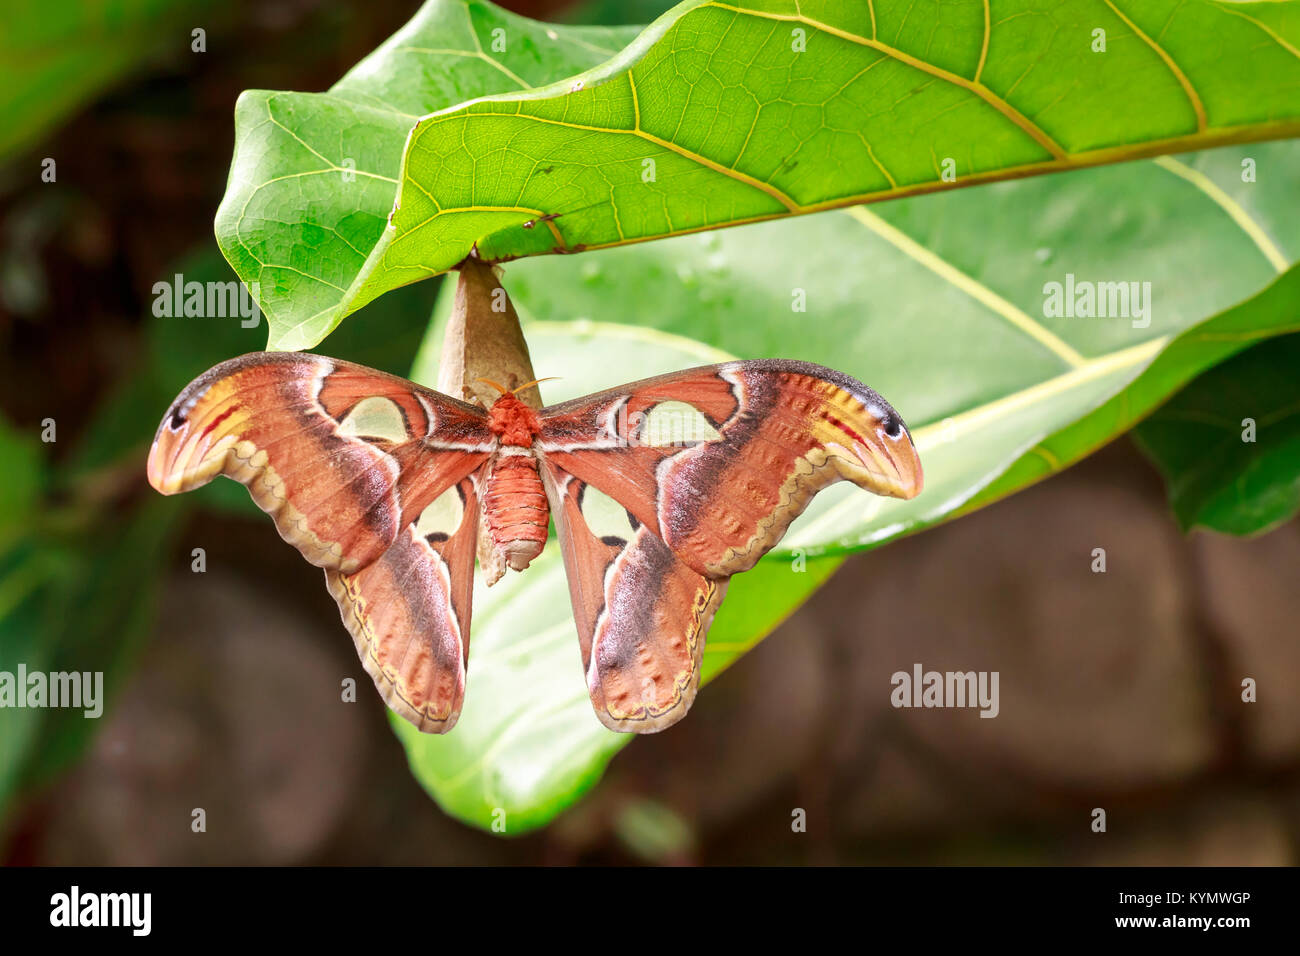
[1,0,1296,865]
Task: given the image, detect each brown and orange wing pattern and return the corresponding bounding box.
[537,359,922,733]
[540,463,726,733]
[147,351,497,732]
[538,359,923,578]
[327,473,482,732]
[147,351,496,570]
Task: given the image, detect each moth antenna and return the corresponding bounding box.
[511,377,560,395]
[475,378,510,396]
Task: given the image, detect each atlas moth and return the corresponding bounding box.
[148,352,922,733]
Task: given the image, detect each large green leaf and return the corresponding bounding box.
[394,551,842,833]
[959,146,1297,514]
[395,541,842,832]
[216,0,1300,348]
[503,143,1300,557]
[1132,335,1300,535]
[216,0,641,349]
[391,143,1300,832]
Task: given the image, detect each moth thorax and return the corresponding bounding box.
[488,393,542,447]
[482,454,548,578]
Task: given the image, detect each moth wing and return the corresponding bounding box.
[536,359,921,732]
[540,461,726,734]
[537,359,922,578]
[147,351,497,732]
[147,351,494,572]
[326,471,482,732]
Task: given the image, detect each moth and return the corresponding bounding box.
[147,353,922,734]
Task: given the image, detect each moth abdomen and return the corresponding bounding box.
[482,454,549,574]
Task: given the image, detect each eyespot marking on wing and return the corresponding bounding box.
[414,484,465,543]
[337,396,409,443]
[639,401,721,447]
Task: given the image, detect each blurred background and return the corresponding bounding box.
[1,0,1297,865]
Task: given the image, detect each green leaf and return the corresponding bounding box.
[217,0,1300,348]
[13,498,182,797]
[0,498,182,824]
[963,263,1300,516]
[0,417,43,552]
[0,545,63,819]
[388,144,1300,833]
[1132,335,1300,535]
[502,143,1300,557]
[215,0,641,349]
[393,318,840,832]
[393,550,842,834]
[0,417,55,817]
